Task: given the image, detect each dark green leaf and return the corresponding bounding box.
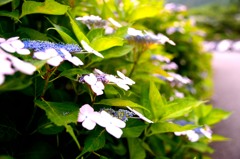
[0,0,12,6]
[128,138,146,159]
[0,10,20,22]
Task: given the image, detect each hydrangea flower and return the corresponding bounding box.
[96,110,126,139]
[83,73,105,96]
[174,120,212,142]
[0,37,30,55]
[126,106,153,123]
[76,15,106,29]
[23,40,84,66]
[77,104,101,130]
[78,104,127,138]
[79,69,135,95]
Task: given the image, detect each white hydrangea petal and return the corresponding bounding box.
[67,56,84,66]
[6,37,19,42]
[127,106,153,123]
[82,119,97,130]
[11,40,24,49]
[186,130,199,142]
[91,85,104,96]
[84,73,97,85]
[47,56,63,66]
[16,48,31,55]
[81,40,104,58]
[34,51,52,60]
[117,71,135,85]
[80,104,94,114]
[111,117,126,128]
[106,125,123,138]
[11,57,36,75]
[0,38,6,43]
[0,43,16,53]
[116,80,130,91]
[45,48,59,57]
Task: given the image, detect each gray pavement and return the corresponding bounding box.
[210,51,240,159]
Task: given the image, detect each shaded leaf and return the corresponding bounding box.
[128,138,146,159]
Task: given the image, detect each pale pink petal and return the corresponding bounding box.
[80,104,94,114]
[68,56,84,66]
[91,85,104,95]
[82,119,97,130]
[111,117,126,128]
[11,57,36,75]
[0,43,15,53]
[127,106,153,123]
[84,73,97,85]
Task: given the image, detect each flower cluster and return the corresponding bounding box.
[78,104,153,138]
[76,15,106,29]
[0,37,36,85]
[79,69,135,96]
[126,28,176,46]
[78,104,126,138]
[174,120,212,142]
[23,40,84,66]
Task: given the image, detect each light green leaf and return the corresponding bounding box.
[95,98,148,111]
[149,122,197,135]
[20,0,69,18]
[66,12,89,44]
[87,28,105,42]
[201,108,231,125]
[91,36,124,51]
[128,5,160,22]
[91,45,133,63]
[186,142,214,153]
[149,81,165,120]
[128,138,146,159]
[160,98,203,121]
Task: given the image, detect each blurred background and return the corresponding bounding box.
[166,0,240,158]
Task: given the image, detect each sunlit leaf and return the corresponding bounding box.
[95,98,148,111]
[149,122,197,135]
[91,36,124,51]
[20,0,69,18]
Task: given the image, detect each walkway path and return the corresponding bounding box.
[210,51,240,159]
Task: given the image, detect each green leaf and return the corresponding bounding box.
[91,45,133,63]
[122,119,147,137]
[35,100,80,148]
[35,100,79,126]
[87,28,105,42]
[0,75,32,91]
[185,142,214,153]
[59,68,90,80]
[149,122,197,135]
[201,108,231,125]
[20,0,69,18]
[78,132,105,157]
[46,18,78,44]
[128,138,146,159]
[95,98,148,111]
[91,36,124,51]
[17,27,49,40]
[149,81,165,121]
[160,98,203,121]
[66,12,89,44]
[128,5,160,22]
[211,134,230,142]
[0,0,12,6]
[0,10,20,22]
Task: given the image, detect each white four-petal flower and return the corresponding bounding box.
[83,73,105,96]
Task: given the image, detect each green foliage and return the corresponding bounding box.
[0,0,231,159]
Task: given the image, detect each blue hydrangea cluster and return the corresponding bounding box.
[23,40,82,53]
[101,108,135,122]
